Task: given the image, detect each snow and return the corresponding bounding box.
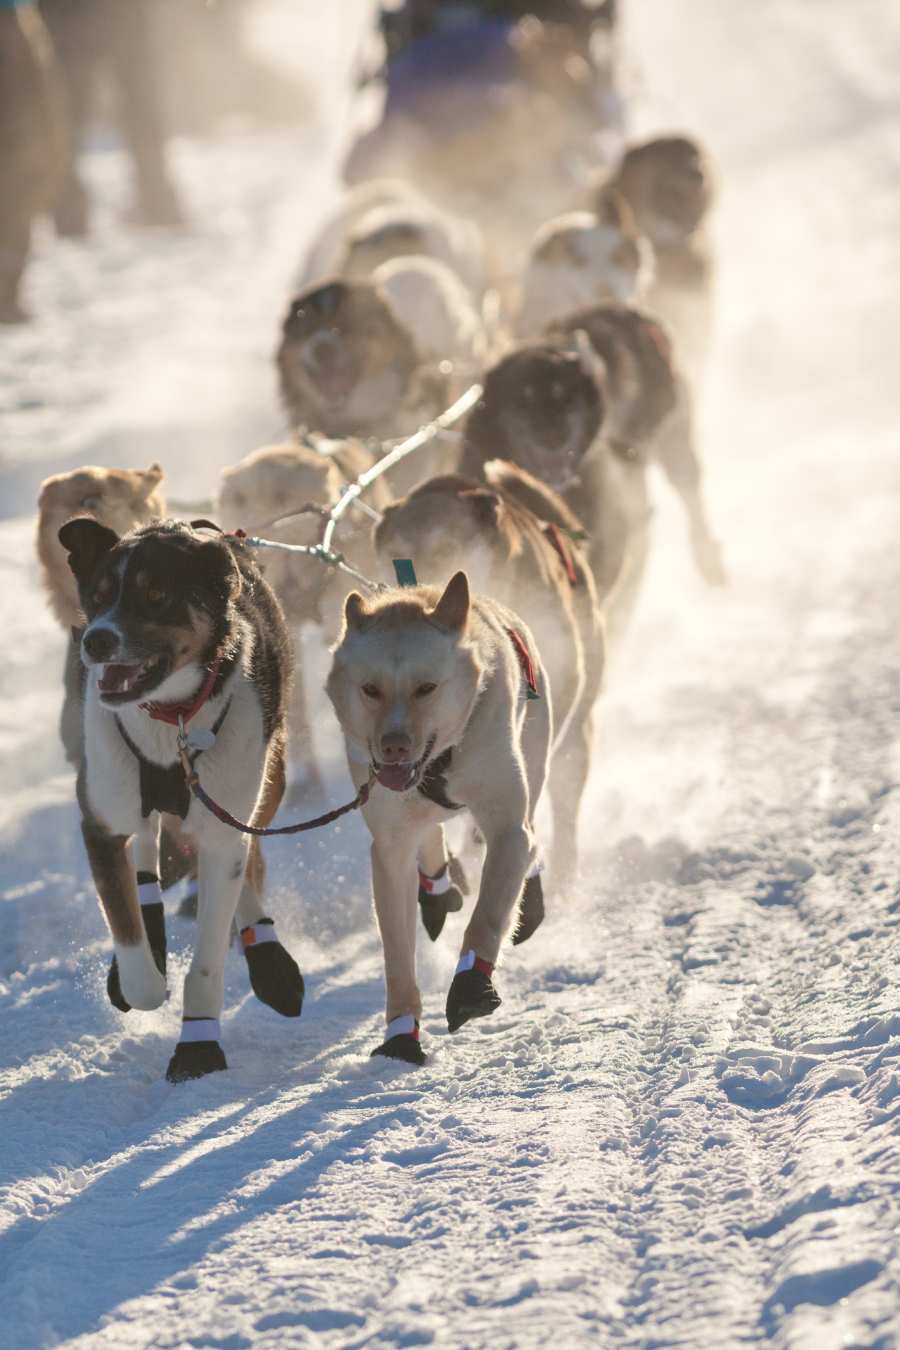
[2,0,900,1346]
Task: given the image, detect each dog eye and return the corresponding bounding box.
[415,683,437,698]
[146,586,167,607]
[80,495,100,510]
[361,683,382,700]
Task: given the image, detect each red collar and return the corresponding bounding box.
[139,658,223,726]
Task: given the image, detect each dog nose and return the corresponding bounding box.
[380,731,412,764]
[83,626,120,662]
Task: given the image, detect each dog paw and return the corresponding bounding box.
[512,873,545,946]
[244,940,305,1018]
[166,1040,227,1084]
[370,1033,426,1067]
[418,885,465,942]
[446,969,502,1033]
[112,947,167,1011]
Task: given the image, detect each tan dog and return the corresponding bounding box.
[602,135,716,383]
[326,573,550,1065]
[374,465,603,894]
[37,462,165,632]
[216,438,391,795]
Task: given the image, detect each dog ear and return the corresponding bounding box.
[196,538,242,604]
[344,591,368,630]
[58,517,119,582]
[139,463,164,497]
[430,571,469,632]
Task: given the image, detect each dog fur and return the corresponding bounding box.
[277,278,452,495]
[371,255,486,377]
[58,517,302,1082]
[516,196,652,336]
[216,437,391,795]
[549,302,726,587]
[300,177,484,296]
[374,464,604,884]
[326,572,550,1059]
[601,135,715,382]
[457,339,645,641]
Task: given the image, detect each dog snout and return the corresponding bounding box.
[83,626,120,662]
[380,731,413,764]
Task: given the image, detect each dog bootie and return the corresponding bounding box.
[418,862,465,942]
[107,875,167,1013]
[512,870,545,946]
[371,1014,426,1067]
[241,920,304,1018]
[446,952,501,1033]
[166,1019,227,1083]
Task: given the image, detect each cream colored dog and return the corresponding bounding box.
[516,196,652,336]
[326,572,550,1065]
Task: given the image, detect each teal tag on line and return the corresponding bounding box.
[393,558,418,587]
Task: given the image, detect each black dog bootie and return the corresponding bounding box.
[241,920,304,1018]
[166,1019,227,1083]
[446,953,501,1033]
[371,1014,426,1067]
[418,860,466,942]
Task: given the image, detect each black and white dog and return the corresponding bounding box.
[59,517,303,1082]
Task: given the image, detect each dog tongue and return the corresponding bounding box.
[376,763,416,793]
[99,663,142,694]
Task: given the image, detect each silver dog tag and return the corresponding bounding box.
[186,727,217,752]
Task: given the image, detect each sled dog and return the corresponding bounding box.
[59,517,304,1082]
[549,301,726,588]
[326,572,551,1065]
[277,279,452,494]
[374,465,603,892]
[602,135,715,383]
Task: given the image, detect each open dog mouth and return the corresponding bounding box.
[97,655,170,705]
[372,735,437,794]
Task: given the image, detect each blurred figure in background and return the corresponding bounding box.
[40,0,185,235]
[0,0,65,321]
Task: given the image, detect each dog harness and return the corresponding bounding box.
[541,522,579,588]
[115,697,232,819]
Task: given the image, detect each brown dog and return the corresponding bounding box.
[601,135,716,383]
[549,302,726,591]
[374,464,604,896]
[276,279,453,496]
[457,340,644,639]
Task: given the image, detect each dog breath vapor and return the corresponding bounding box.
[1,1,899,1346]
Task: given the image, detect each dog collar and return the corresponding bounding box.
[139,658,223,727]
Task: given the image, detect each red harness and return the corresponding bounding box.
[541,522,578,588]
[506,628,539,699]
[139,658,223,726]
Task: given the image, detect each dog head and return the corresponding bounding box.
[517,203,650,334]
[36,463,165,629]
[548,303,678,451]
[607,135,714,245]
[326,572,481,791]
[374,475,515,596]
[216,443,343,624]
[277,279,420,434]
[463,341,604,491]
[58,518,242,709]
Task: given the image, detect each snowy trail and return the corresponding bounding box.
[2,1,900,1346]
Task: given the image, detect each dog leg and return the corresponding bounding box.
[166,834,248,1083]
[82,818,167,1013]
[370,837,425,1066]
[235,741,304,1019]
[105,815,168,1011]
[546,702,591,899]
[417,824,464,943]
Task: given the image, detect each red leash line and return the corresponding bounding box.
[177,742,374,836]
